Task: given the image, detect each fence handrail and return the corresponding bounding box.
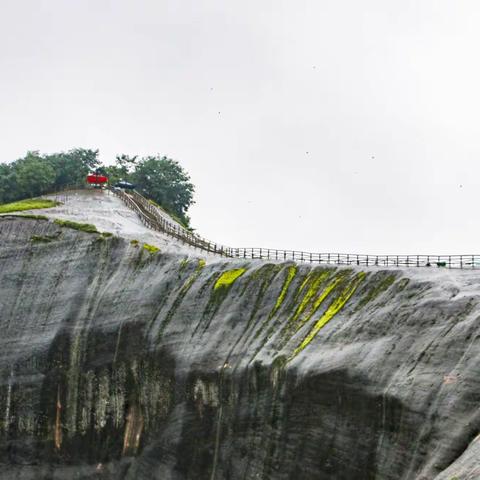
[105,187,480,269]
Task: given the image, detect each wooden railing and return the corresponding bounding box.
[111,188,480,269]
[112,188,233,255]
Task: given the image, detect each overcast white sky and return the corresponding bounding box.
[1,0,480,254]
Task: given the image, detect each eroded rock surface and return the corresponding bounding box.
[0,216,479,479]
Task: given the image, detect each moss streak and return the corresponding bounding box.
[279,269,343,345]
[246,265,282,325]
[291,271,332,323]
[0,198,59,213]
[355,273,396,311]
[294,274,345,331]
[12,214,49,220]
[230,264,283,350]
[195,266,248,335]
[157,259,206,339]
[143,243,160,254]
[249,267,334,363]
[269,265,297,319]
[214,268,246,290]
[289,271,366,360]
[54,219,98,234]
[251,265,298,344]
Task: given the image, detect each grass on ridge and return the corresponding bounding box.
[9,214,49,220]
[0,199,59,214]
[54,219,99,234]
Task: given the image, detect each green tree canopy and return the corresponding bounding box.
[0,163,17,204]
[0,148,99,204]
[103,154,137,186]
[46,148,100,188]
[13,152,56,199]
[0,149,196,227]
[130,156,195,224]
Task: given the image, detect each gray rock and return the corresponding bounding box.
[0,216,479,479]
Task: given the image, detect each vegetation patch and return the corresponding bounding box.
[241,264,283,331]
[198,266,248,332]
[291,270,333,323]
[5,213,48,220]
[54,219,99,233]
[269,265,297,318]
[143,243,160,253]
[285,267,336,315]
[277,269,347,349]
[130,239,139,246]
[397,278,410,291]
[95,232,114,243]
[251,265,298,345]
[0,149,195,228]
[294,274,345,329]
[239,263,280,295]
[214,268,246,291]
[356,273,396,311]
[31,233,60,243]
[0,198,59,214]
[14,214,49,220]
[250,268,329,356]
[289,271,366,360]
[158,259,207,339]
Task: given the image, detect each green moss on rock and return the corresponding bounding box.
[291,270,332,323]
[278,268,345,346]
[0,198,59,213]
[157,258,207,339]
[214,268,246,291]
[54,219,99,234]
[269,265,297,319]
[143,243,160,254]
[30,233,61,243]
[14,214,49,220]
[289,271,366,360]
[31,235,50,243]
[197,266,248,333]
[355,272,396,311]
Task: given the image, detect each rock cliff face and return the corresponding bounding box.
[0,216,479,479]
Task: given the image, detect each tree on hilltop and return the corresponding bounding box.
[0,149,196,228]
[130,155,195,226]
